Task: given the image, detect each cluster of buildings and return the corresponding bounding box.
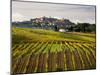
[12,16,75,32]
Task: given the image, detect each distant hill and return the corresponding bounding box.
[12,17,95,33]
[12,17,75,29]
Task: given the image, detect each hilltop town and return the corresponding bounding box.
[12,16,95,32]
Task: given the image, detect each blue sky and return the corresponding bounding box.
[12,1,96,24]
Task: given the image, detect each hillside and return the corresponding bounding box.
[12,27,96,74]
[12,27,95,44]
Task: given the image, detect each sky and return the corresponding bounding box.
[12,1,96,24]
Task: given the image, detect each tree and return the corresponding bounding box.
[74,23,96,33]
[54,25,59,31]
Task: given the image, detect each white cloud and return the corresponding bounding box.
[12,1,95,23]
[12,13,28,22]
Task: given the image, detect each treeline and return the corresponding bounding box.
[68,23,96,33]
[12,22,96,33]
